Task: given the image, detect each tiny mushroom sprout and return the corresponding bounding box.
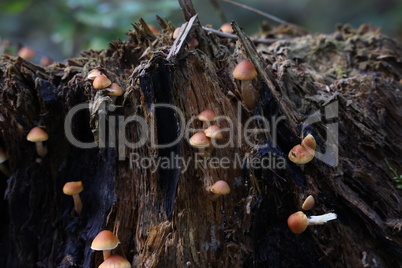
[301,134,316,153]
[288,145,314,164]
[18,46,35,60]
[206,180,231,201]
[91,230,121,260]
[27,127,49,157]
[220,23,233,33]
[204,125,223,140]
[87,69,102,80]
[106,83,124,97]
[287,211,337,234]
[187,37,199,50]
[0,147,11,177]
[301,195,315,211]
[99,255,131,268]
[63,181,84,214]
[173,27,181,39]
[197,109,216,122]
[93,74,112,90]
[189,132,211,151]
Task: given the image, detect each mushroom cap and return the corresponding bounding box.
[0,147,8,164]
[301,134,316,151]
[204,125,223,139]
[173,27,181,39]
[87,69,102,80]
[220,23,233,33]
[189,132,211,148]
[148,25,159,34]
[197,109,216,122]
[188,37,199,49]
[93,75,112,90]
[91,230,120,251]
[18,46,35,60]
[210,180,231,195]
[27,127,49,142]
[301,195,315,211]
[288,145,315,164]
[287,211,308,234]
[232,61,258,81]
[63,181,83,195]
[106,83,124,96]
[99,255,131,268]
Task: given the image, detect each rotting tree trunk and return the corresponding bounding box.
[0,3,402,268]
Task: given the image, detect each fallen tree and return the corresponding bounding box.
[0,1,401,267]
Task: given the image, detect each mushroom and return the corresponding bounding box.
[287,211,337,234]
[0,147,11,177]
[99,255,131,268]
[187,37,199,50]
[301,134,316,153]
[63,181,84,214]
[18,46,35,60]
[27,127,49,157]
[288,144,314,164]
[197,109,216,122]
[173,27,181,39]
[87,69,102,80]
[204,125,223,140]
[91,230,120,260]
[106,83,124,97]
[301,195,315,211]
[220,23,233,33]
[93,74,112,90]
[232,61,259,110]
[206,180,231,201]
[189,132,211,156]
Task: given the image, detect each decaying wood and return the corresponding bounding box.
[0,5,401,268]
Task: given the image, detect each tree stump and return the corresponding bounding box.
[0,5,401,268]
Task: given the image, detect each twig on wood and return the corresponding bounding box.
[202,26,290,44]
[220,0,304,31]
[167,14,199,60]
[208,0,228,23]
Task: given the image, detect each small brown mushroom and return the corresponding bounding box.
[287,211,337,234]
[18,46,35,60]
[63,181,84,214]
[197,109,216,122]
[220,23,233,33]
[288,144,314,164]
[27,127,49,157]
[233,61,259,110]
[204,125,223,140]
[301,195,315,211]
[206,180,231,201]
[91,230,120,260]
[99,255,131,268]
[87,69,102,80]
[93,74,112,90]
[106,83,124,97]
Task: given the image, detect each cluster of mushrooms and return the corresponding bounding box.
[59,69,128,267]
[188,109,231,200]
[287,135,337,233]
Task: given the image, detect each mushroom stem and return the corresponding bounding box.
[0,163,11,177]
[72,194,83,214]
[308,213,337,225]
[240,81,258,110]
[35,141,48,157]
[205,186,220,201]
[103,250,111,260]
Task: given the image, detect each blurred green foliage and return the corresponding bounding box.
[0,0,401,61]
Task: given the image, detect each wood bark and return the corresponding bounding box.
[0,6,401,268]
